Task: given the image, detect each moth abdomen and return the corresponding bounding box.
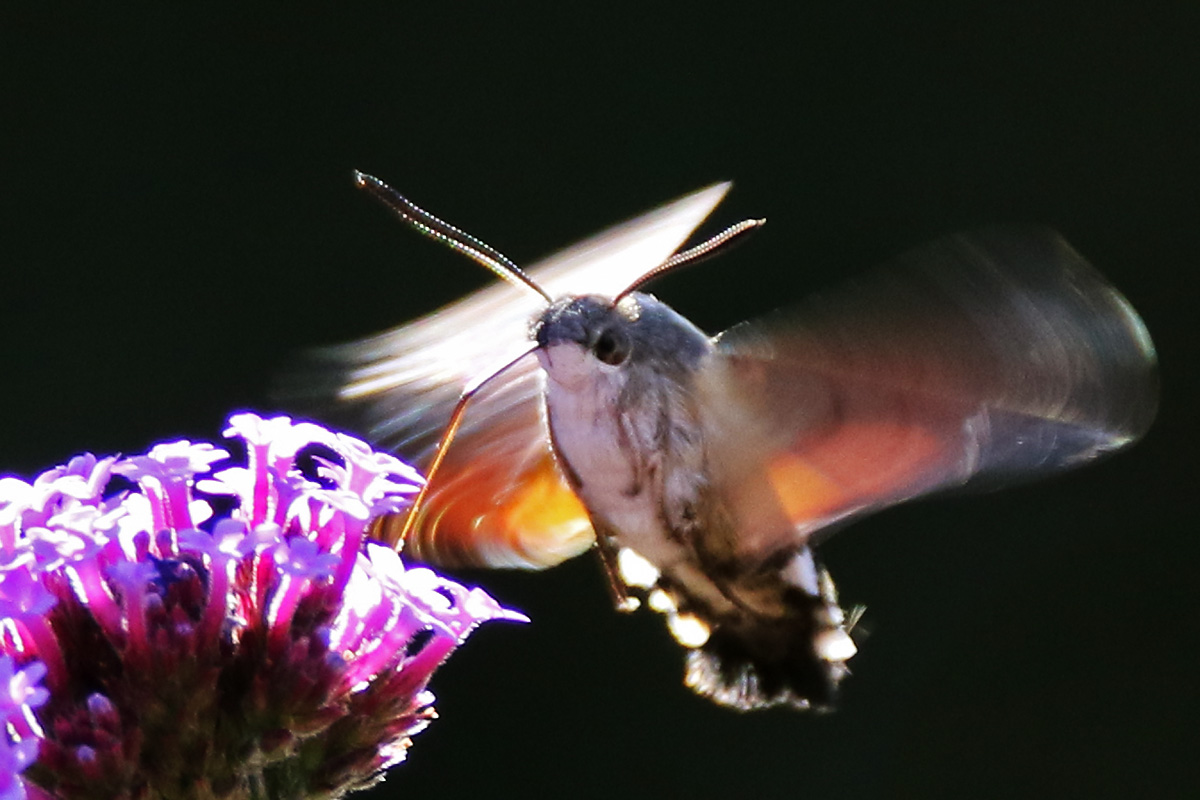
[683,579,852,711]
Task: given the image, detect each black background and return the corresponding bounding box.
[2,4,1197,798]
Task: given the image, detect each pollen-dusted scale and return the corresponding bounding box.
[300,174,1157,711]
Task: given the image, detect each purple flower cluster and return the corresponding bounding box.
[0,414,525,799]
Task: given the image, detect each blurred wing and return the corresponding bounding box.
[369,365,594,569]
[299,182,733,568]
[701,227,1157,544]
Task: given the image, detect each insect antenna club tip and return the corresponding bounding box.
[353,169,379,188]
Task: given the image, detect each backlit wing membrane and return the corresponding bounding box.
[308,183,732,567]
[703,227,1157,546]
[369,367,592,568]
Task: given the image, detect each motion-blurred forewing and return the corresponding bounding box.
[702,227,1157,547]
[310,182,733,568]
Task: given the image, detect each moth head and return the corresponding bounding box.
[532,293,711,389]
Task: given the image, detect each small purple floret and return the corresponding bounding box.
[0,414,523,799]
[0,655,46,800]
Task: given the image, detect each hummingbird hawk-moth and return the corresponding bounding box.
[299,175,1157,711]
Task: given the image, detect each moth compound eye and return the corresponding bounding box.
[593,327,631,366]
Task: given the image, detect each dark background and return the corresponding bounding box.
[2,4,1196,798]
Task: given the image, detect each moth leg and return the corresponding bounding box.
[593,529,640,613]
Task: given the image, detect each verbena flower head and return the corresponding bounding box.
[0,414,525,800]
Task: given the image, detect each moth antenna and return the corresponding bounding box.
[354,170,553,303]
[385,345,540,550]
[615,217,766,300]
[845,605,868,635]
